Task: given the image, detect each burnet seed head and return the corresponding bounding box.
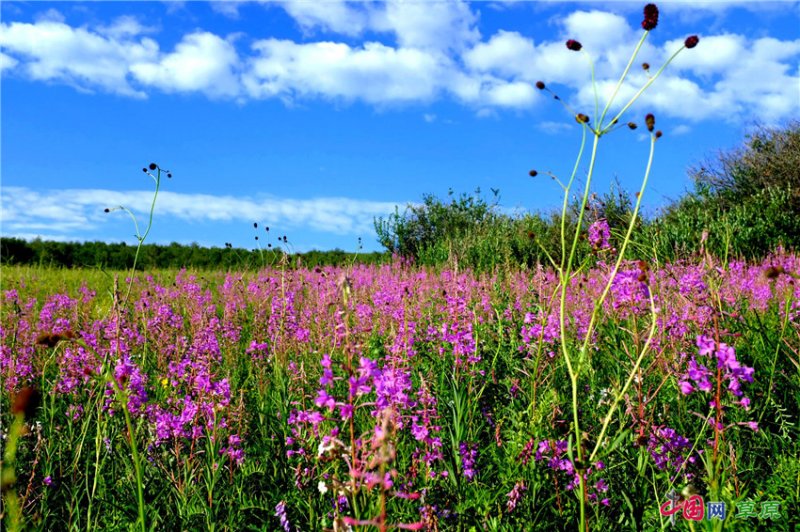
[642,4,659,31]
[566,39,583,51]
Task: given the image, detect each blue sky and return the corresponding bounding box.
[2,1,799,253]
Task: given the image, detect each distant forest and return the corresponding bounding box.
[0,237,387,271]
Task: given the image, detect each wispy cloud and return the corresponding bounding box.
[0,187,406,241]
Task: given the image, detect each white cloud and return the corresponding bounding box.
[131,32,240,98]
[274,0,480,52]
[276,0,369,36]
[0,52,18,71]
[1,5,797,122]
[537,120,573,134]
[243,39,444,104]
[0,19,158,97]
[0,186,405,238]
[372,1,480,52]
[96,15,155,39]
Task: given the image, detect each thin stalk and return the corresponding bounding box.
[598,32,649,127]
[604,45,688,132]
[578,134,656,362]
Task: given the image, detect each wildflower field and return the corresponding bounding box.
[2,3,799,531]
[1,253,799,531]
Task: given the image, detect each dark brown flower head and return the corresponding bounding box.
[526,230,536,240]
[142,167,148,173]
[529,169,538,177]
[149,163,157,170]
[642,4,659,31]
[167,173,172,178]
[566,39,582,51]
[645,113,655,132]
[11,387,41,419]
[685,35,699,49]
[35,331,74,348]
[655,130,663,139]
[535,81,546,90]
[576,113,590,124]
[628,122,638,130]
[104,208,110,213]
[763,265,785,280]
[642,62,650,70]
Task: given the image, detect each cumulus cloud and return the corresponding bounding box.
[273,0,480,52]
[243,39,444,104]
[0,4,797,121]
[0,187,405,239]
[130,32,241,98]
[0,18,157,97]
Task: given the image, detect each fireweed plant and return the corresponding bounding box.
[528,5,702,530]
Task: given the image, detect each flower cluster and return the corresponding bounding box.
[534,440,609,505]
[646,426,699,480]
[459,442,479,481]
[678,335,754,411]
[588,219,611,251]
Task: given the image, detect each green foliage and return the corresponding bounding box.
[375,123,800,270]
[641,122,800,262]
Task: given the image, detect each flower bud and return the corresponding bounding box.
[576,113,590,124]
[529,170,538,177]
[655,130,663,139]
[149,163,157,170]
[627,122,638,130]
[535,81,546,90]
[685,35,699,49]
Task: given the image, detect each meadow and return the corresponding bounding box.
[1,254,798,531]
[3,4,799,531]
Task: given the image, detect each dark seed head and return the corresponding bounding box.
[104,208,110,213]
[645,113,655,132]
[142,168,148,173]
[535,81,546,90]
[642,4,659,31]
[167,173,172,178]
[576,113,590,124]
[642,62,650,70]
[655,130,663,139]
[566,39,582,51]
[685,35,699,49]
[628,122,638,130]
[149,163,157,170]
[529,170,538,177]
[254,222,258,228]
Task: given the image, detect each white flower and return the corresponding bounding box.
[318,481,328,494]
